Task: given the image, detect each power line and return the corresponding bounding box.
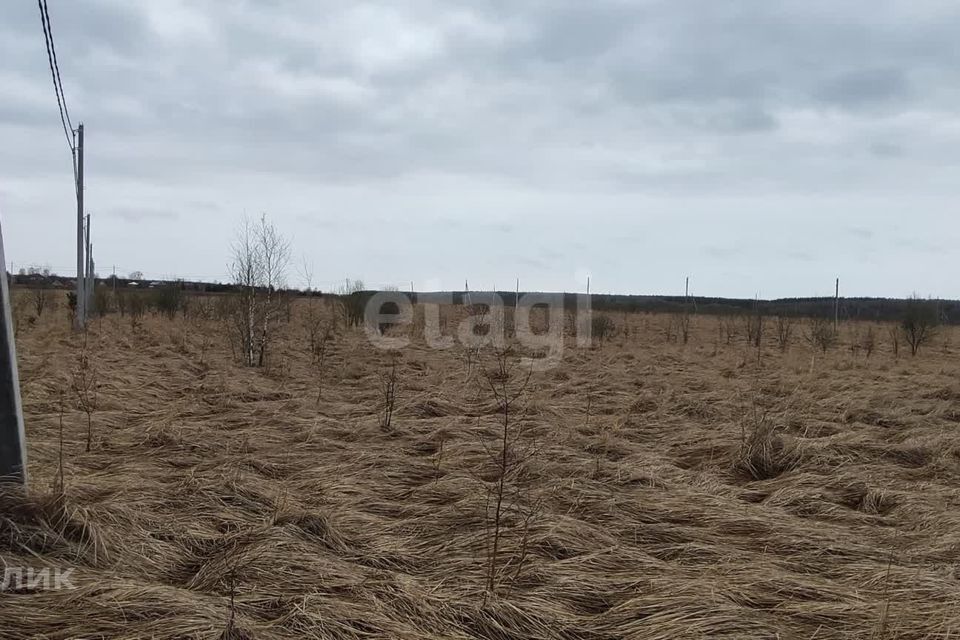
[37,0,75,158]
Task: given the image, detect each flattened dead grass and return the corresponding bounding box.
[3,306,960,639]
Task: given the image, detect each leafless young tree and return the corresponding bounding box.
[718,315,737,345]
[31,284,48,318]
[71,331,99,452]
[300,261,336,403]
[744,312,763,348]
[591,313,615,347]
[889,325,901,358]
[228,215,291,367]
[478,348,537,596]
[378,354,400,431]
[805,316,837,353]
[255,215,292,366]
[676,312,692,345]
[902,297,938,357]
[775,316,794,352]
[861,325,877,358]
[337,278,367,328]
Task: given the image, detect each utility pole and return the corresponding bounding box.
[0,216,27,485]
[85,215,93,314]
[87,247,95,313]
[834,277,840,333]
[685,276,689,301]
[74,123,85,330]
[515,277,519,310]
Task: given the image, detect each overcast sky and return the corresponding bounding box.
[2,1,958,298]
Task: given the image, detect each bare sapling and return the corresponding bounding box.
[902,297,938,357]
[479,347,536,597]
[188,297,215,367]
[861,325,877,358]
[220,565,246,640]
[128,293,145,332]
[378,354,400,431]
[677,312,692,345]
[12,291,32,338]
[591,313,615,348]
[255,216,291,368]
[313,325,333,405]
[32,283,48,318]
[889,325,901,359]
[71,330,100,452]
[775,316,793,352]
[299,262,335,403]
[228,214,291,368]
[336,278,367,328]
[663,315,678,344]
[461,302,490,381]
[744,312,763,349]
[721,315,737,344]
[805,316,837,353]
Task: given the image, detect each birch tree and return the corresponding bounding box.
[229,214,291,367]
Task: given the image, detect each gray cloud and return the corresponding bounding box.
[1,0,959,297]
[104,207,179,223]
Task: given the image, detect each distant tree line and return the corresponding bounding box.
[9,270,955,326]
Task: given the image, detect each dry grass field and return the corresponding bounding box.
[3,297,960,639]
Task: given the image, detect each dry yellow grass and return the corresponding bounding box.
[3,301,960,639]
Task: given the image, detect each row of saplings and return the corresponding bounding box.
[589,301,942,357]
[20,283,942,360]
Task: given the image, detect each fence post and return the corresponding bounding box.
[0,217,27,486]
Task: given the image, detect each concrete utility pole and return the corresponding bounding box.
[85,215,93,313]
[834,278,840,333]
[74,123,85,330]
[0,217,27,485]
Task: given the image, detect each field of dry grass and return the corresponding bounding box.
[3,298,960,639]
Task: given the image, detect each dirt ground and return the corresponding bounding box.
[3,299,960,639]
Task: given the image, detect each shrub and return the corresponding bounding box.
[149,283,184,319]
[93,287,113,318]
[337,279,368,328]
[805,317,837,353]
[591,314,615,345]
[775,316,794,352]
[902,297,939,357]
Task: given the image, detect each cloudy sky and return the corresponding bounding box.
[2,1,958,298]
